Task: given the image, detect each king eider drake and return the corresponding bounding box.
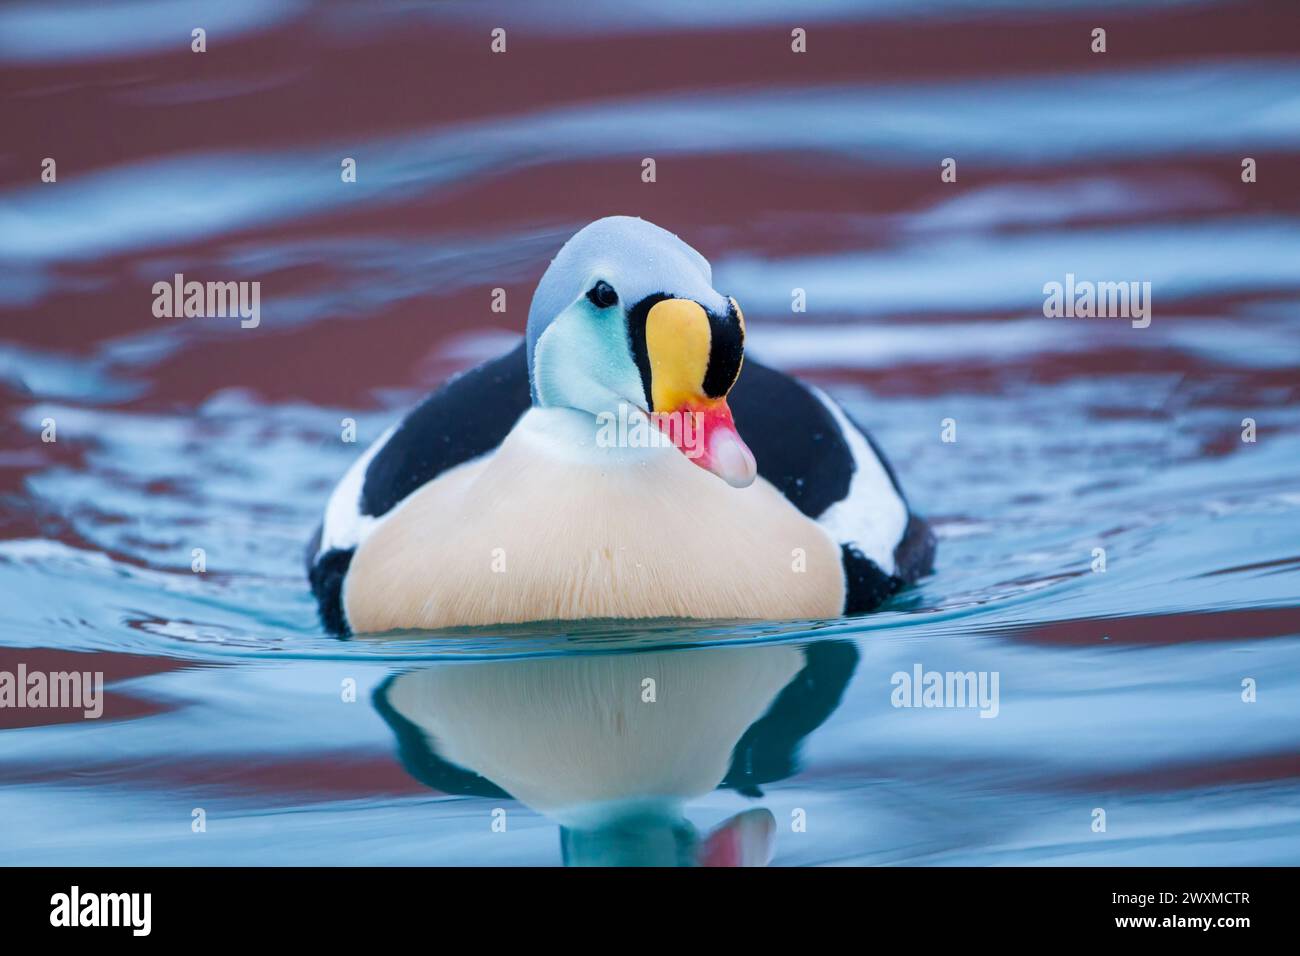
[308,216,935,635]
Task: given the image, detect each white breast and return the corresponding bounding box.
[343,407,844,631]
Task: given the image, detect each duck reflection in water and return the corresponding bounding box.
[373,639,857,866]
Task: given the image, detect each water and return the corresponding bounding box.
[1,0,1298,865]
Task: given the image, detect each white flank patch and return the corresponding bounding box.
[807,386,908,575]
[318,423,395,556]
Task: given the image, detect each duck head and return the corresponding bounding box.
[525,216,757,488]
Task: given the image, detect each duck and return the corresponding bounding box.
[307,216,934,634]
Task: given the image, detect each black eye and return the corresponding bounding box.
[586,280,619,309]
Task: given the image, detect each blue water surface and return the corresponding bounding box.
[0,0,1297,866]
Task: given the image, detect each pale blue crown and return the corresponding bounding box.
[525,216,728,402]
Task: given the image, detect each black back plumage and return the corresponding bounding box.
[361,344,532,518]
